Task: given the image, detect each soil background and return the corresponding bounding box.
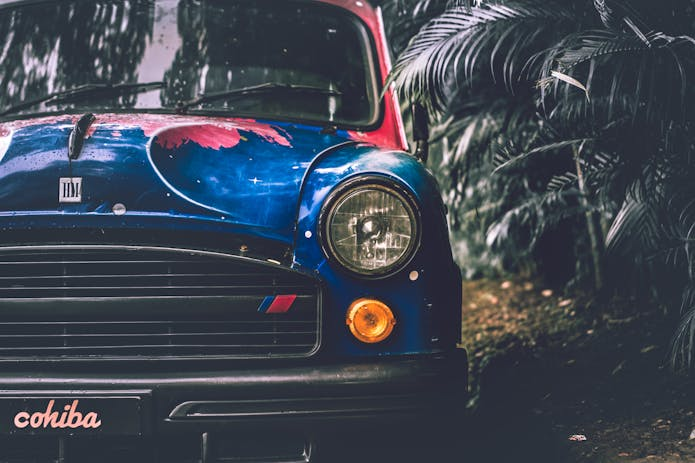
[457,278,695,463]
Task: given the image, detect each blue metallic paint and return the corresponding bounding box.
[0,118,350,241]
[294,143,461,357]
[0,115,460,358]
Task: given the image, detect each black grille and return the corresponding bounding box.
[0,246,320,360]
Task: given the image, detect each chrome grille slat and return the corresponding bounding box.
[0,320,315,325]
[0,332,317,337]
[0,273,269,279]
[0,246,321,360]
[0,346,317,354]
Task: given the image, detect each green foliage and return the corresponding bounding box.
[379,0,695,366]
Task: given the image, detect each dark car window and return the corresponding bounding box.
[0,0,379,127]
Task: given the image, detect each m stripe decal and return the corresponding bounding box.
[257,296,275,313]
[257,295,297,314]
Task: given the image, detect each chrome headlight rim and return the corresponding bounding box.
[318,175,422,278]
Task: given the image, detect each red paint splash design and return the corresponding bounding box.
[347,126,403,151]
[153,121,292,150]
[0,111,407,152]
[0,115,76,137]
[154,125,242,150]
[0,114,293,149]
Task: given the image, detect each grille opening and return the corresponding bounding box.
[0,246,320,360]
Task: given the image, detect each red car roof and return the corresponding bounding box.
[311,0,408,151]
[316,0,380,36]
[0,0,408,151]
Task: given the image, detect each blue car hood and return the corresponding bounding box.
[0,114,357,243]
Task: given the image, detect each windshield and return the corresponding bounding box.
[0,0,380,127]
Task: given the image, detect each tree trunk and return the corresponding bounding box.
[574,146,604,292]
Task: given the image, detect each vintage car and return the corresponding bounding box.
[0,0,467,461]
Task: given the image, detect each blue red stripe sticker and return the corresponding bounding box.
[257,295,297,314]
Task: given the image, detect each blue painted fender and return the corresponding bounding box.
[293,143,462,357]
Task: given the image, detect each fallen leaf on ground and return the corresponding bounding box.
[611,360,626,375]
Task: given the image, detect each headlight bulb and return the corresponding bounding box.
[357,215,387,260]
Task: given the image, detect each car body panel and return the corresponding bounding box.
[0,0,466,457]
[0,114,354,243]
[294,144,461,356]
[0,113,460,358]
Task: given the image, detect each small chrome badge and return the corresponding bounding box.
[59,177,82,203]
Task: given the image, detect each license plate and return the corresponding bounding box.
[0,395,145,436]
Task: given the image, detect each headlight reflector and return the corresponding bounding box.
[321,180,419,276]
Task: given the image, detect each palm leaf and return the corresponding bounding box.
[547,172,578,191]
[376,0,453,53]
[548,70,589,101]
[388,1,574,110]
[493,138,593,172]
[538,29,695,123]
[605,196,662,253]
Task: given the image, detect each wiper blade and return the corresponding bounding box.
[0,81,165,117]
[176,82,341,114]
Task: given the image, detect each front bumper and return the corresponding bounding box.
[0,349,468,462]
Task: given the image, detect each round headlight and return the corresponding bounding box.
[320,179,420,277]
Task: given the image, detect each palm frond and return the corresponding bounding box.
[538,29,695,122]
[486,188,585,249]
[592,0,649,33]
[388,1,574,110]
[547,30,694,72]
[431,90,537,164]
[376,0,452,53]
[493,138,593,172]
[605,196,662,254]
[670,289,695,368]
[547,172,578,191]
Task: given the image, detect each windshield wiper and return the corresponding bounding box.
[0,81,165,117]
[175,82,341,114]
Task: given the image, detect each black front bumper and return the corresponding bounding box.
[0,349,468,462]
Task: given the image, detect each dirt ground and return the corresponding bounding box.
[458,278,695,463]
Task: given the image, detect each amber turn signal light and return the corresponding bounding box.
[346,298,396,344]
